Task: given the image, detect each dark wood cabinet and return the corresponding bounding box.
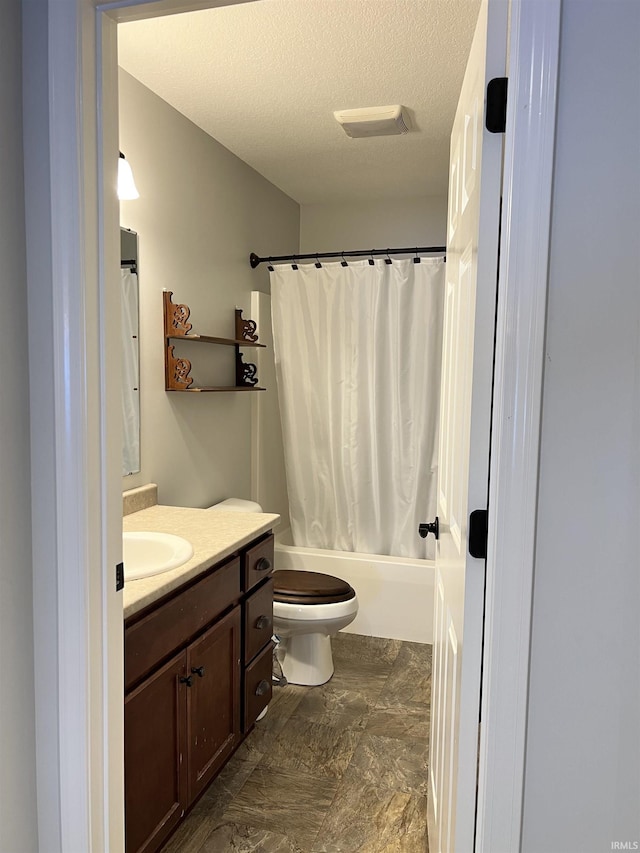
[124,532,274,853]
[124,652,188,853]
[186,607,241,802]
[125,557,241,691]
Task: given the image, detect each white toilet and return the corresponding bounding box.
[272,569,358,686]
[207,499,359,686]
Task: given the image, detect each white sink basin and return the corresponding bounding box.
[123,531,194,581]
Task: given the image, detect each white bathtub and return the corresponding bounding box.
[274,531,434,644]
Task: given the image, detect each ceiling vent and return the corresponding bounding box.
[334,105,410,138]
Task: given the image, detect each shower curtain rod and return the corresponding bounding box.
[249,246,446,268]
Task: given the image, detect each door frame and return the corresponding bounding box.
[477,1,561,850]
[20,0,560,849]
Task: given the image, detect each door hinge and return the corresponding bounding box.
[469,509,488,559]
[486,77,508,133]
[116,562,124,591]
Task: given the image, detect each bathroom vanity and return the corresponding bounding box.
[123,506,278,853]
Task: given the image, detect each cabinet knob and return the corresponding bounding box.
[179,675,193,688]
[255,679,270,697]
[191,666,205,678]
[255,615,270,630]
[255,557,272,573]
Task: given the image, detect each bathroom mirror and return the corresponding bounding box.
[121,227,140,476]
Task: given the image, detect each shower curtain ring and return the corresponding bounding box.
[341,252,348,267]
[385,249,392,265]
[413,247,421,264]
[315,253,322,268]
[267,257,274,272]
[368,251,375,266]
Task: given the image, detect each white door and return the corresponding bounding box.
[427,1,508,851]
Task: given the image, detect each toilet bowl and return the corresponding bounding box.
[207,499,358,687]
[273,569,358,686]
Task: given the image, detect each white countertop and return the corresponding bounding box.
[122,505,279,619]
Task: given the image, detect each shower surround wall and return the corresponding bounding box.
[118,69,298,515]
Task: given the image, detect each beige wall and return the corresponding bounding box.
[0,0,37,850]
[300,195,447,254]
[522,2,640,850]
[119,69,299,508]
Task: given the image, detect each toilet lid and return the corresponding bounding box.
[273,570,356,605]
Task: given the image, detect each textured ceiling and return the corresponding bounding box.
[118,0,481,204]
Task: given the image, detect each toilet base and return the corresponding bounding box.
[280,633,334,686]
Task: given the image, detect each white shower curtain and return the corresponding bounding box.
[270,258,444,559]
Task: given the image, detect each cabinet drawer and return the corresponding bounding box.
[125,557,240,691]
[242,534,274,592]
[243,640,273,732]
[244,578,273,663]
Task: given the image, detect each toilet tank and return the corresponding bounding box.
[207,498,263,513]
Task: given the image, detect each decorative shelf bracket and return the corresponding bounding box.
[236,352,259,387]
[166,346,194,391]
[164,291,192,337]
[235,308,259,343]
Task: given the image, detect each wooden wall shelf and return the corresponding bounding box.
[163,291,266,392]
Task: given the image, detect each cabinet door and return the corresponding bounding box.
[125,651,188,853]
[186,606,241,802]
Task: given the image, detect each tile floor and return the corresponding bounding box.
[164,633,432,853]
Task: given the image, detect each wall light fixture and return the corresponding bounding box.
[118,152,139,200]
